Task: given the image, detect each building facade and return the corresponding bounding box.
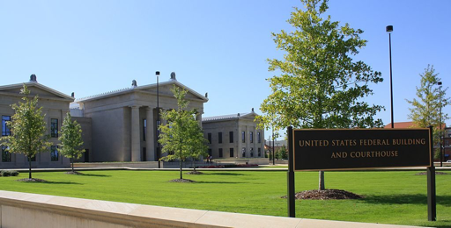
[0,75,74,168]
[442,127,450,162]
[202,111,265,159]
[72,76,208,162]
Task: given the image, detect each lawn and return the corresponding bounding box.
[0,170,450,227]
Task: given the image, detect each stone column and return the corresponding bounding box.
[238,125,242,158]
[251,126,255,158]
[131,106,140,161]
[246,125,250,158]
[196,112,202,128]
[146,107,155,161]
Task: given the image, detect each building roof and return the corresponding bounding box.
[384,121,446,129]
[384,122,415,128]
[202,112,258,122]
[0,78,74,102]
[75,79,208,103]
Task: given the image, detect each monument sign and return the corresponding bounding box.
[286,127,435,221]
[292,128,431,171]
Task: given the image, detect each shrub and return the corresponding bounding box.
[0,170,19,177]
[1,170,10,177]
[10,170,19,176]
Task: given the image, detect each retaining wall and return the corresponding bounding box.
[0,190,422,228]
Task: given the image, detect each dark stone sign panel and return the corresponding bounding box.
[293,128,431,171]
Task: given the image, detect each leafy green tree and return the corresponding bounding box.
[185,117,209,173]
[406,65,450,158]
[257,0,383,190]
[1,85,52,180]
[159,85,206,179]
[58,113,85,173]
[277,145,288,160]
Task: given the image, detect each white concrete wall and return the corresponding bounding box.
[0,190,419,228]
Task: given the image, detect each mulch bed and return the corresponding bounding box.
[168,179,195,183]
[283,189,363,200]
[66,171,82,175]
[17,178,47,183]
[415,172,448,176]
[186,171,203,175]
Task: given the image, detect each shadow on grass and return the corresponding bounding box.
[203,173,245,176]
[24,181,83,185]
[77,173,111,177]
[195,181,246,184]
[434,219,451,228]
[433,220,451,228]
[363,194,451,207]
[45,181,84,185]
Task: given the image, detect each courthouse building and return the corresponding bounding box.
[71,73,208,162]
[2,73,271,168]
[202,110,265,159]
[0,75,73,168]
[1,74,208,168]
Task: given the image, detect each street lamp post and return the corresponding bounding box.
[438,81,443,167]
[387,25,394,128]
[156,71,161,168]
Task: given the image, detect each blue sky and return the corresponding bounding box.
[1,0,450,139]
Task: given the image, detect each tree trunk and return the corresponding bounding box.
[319,171,325,190]
[179,157,183,179]
[179,147,183,179]
[28,156,32,179]
[192,159,196,172]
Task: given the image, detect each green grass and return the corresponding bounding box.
[0,170,450,227]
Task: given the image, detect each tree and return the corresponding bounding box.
[58,113,85,173]
[276,145,288,160]
[257,0,383,190]
[406,65,450,157]
[1,85,52,180]
[159,85,207,179]
[185,117,209,173]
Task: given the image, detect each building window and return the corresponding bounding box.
[218,132,222,144]
[250,148,254,157]
[219,148,223,158]
[242,147,246,157]
[208,149,212,156]
[142,147,146,161]
[30,154,36,161]
[242,131,245,143]
[230,148,234,157]
[143,119,147,141]
[2,146,11,162]
[51,118,58,138]
[258,148,261,157]
[250,132,254,143]
[50,146,58,161]
[2,116,11,136]
[84,149,90,162]
[257,132,261,143]
[207,133,212,144]
[229,131,234,143]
